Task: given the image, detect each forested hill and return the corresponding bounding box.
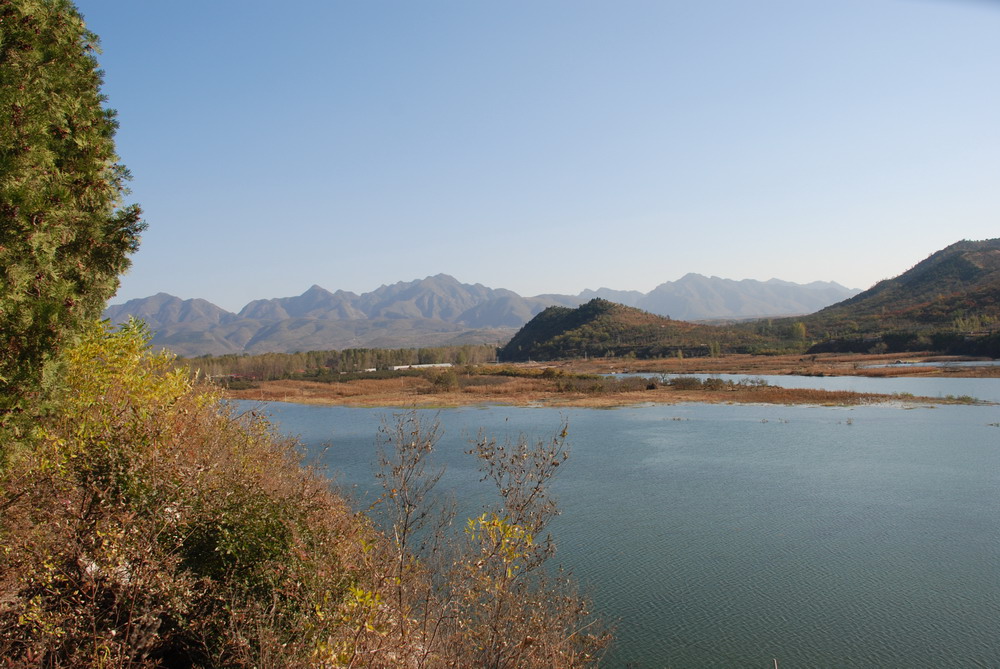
[498,240,1000,361]
[803,238,1000,338]
[498,299,771,361]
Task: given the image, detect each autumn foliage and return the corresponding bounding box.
[0,322,608,666]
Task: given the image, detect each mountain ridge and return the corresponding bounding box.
[105,273,859,356]
[497,238,1000,361]
[801,238,1000,352]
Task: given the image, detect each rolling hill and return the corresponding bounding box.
[808,239,1000,329]
[799,239,1000,354]
[498,299,770,361]
[498,239,1000,361]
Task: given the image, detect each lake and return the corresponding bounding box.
[613,372,1000,404]
[240,375,1000,668]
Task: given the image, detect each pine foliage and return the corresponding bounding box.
[0,0,144,406]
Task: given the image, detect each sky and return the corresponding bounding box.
[75,0,1000,312]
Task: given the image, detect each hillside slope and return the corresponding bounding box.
[807,239,1000,333]
[499,299,768,361]
[786,239,1000,355]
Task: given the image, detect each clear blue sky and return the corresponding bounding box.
[77,0,1000,312]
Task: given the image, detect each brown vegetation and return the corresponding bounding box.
[553,352,1000,378]
[221,357,981,409]
[1,324,609,667]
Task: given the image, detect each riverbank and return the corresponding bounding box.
[548,351,1000,378]
[221,353,994,408]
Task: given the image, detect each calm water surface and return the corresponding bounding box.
[241,376,1000,668]
[619,373,1000,404]
[862,360,1000,370]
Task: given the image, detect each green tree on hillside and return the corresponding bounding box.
[0,0,144,408]
[791,321,807,341]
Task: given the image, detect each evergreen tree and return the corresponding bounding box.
[0,0,144,407]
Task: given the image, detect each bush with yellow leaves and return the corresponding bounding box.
[0,322,609,667]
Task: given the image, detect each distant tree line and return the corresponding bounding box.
[180,344,500,381]
[808,330,1000,357]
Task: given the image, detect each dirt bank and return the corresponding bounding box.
[223,360,990,409]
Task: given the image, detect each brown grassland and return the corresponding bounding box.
[223,352,996,408]
[560,351,1000,378]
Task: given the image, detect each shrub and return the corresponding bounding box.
[1,324,610,667]
[668,376,704,391]
[431,368,460,391]
[366,412,612,668]
[0,321,359,666]
[702,377,727,391]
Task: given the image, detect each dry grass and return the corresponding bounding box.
[224,373,966,409]
[547,351,1000,378]
[231,377,430,404]
[2,323,610,667]
[227,376,558,408]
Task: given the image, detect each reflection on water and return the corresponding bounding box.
[242,380,1000,668]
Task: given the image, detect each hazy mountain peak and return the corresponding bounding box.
[104,293,236,332]
[105,272,862,356]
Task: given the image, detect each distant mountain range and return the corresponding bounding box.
[581,274,855,321]
[104,273,858,356]
[498,239,1000,361]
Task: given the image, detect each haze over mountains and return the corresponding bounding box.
[105,274,858,356]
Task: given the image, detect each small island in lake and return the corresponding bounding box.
[217,351,994,408]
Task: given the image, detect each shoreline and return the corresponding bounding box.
[223,386,972,409]
[222,352,996,409]
[540,351,1000,378]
